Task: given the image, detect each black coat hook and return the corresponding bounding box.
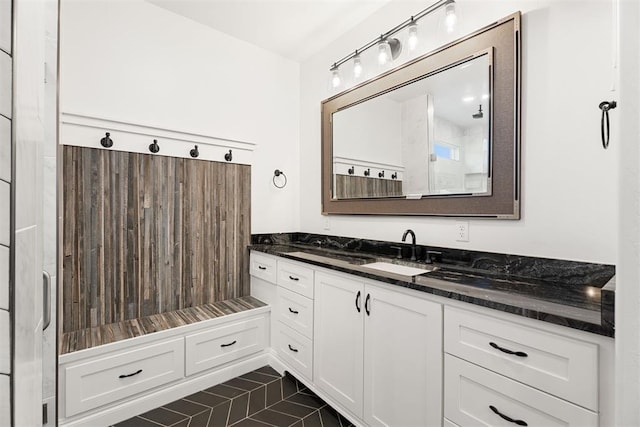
[100,132,113,148]
[149,139,160,153]
[599,100,617,149]
[378,170,385,178]
[190,145,199,158]
[348,166,355,175]
[364,168,370,177]
[391,172,397,180]
[224,149,233,162]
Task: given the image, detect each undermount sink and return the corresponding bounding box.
[362,262,435,277]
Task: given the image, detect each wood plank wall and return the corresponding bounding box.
[62,146,251,333]
[335,175,403,199]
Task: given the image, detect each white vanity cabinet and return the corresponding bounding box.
[314,270,443,427]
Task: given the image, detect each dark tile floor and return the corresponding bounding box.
[114,366,354,427]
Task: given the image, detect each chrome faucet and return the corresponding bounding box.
[401,229,417,261]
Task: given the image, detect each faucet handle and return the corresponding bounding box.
[390,245,403,259]
[425,250,443,264]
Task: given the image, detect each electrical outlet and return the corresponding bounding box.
[455,221,469,242]
[323,217,331,231]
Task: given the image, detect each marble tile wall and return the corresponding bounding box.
[0,0,10,420]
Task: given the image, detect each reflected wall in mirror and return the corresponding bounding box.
[321,12,520,218]
[332,51,491,199]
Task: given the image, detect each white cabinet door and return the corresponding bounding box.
[364,284,442,427]
[314,271,364,418]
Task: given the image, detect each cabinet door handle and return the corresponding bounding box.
[221,340,237,348]
[489,405,528,426]
[289,275,300,281]
[119,369,143,379]
[258,265,267,270]
[288,344,299,353]
[288,307,299,314]
[365,293,371,316]
[489,342,528,358]
[355,291,361,313]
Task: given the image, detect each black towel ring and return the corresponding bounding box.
[599,100,617,149]
[273,169,287,189]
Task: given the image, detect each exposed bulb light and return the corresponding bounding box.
[482,93,489,100]
[445,0,457,33]
[353,52,363,79]
[462,96,475,103]
[330,64,341,89]
[378,38,391,65]
[407,19,418,52]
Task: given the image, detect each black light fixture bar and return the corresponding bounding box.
[330,0,453,70]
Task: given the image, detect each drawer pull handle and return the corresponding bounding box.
[355,291,361,313]
[221,340,237,348]
[289,275,300,281]
[288,307,299,314]
[288,344,299,353]
[258,266,267,270]
[118,369,143,379]
[489,342,528,358]
[489,405,528,426]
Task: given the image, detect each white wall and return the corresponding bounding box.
[300,0,618,263]
[616,0,640,424]
[60,0,301,233]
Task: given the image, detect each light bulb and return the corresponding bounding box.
[445,1,457,33]
[378,39,391,65]
[353,54,363,79]
[407,21,418,51]
[330,66,341,89]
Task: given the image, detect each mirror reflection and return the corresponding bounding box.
[332,52,491,199]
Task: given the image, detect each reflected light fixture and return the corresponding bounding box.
[330,63,341,89]
[407,17,419,51]
[445,0,457,33]
[353,51,363,78]
[328,0,457,91]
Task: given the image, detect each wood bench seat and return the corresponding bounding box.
[59,296,266,354]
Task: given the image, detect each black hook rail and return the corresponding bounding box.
[599,100,617,149]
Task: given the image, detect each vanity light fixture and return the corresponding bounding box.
[328,0,457,91]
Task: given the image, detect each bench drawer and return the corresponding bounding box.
[64,338,184,416]
[185,316,267,376]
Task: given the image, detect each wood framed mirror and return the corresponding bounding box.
[321,12,521,218]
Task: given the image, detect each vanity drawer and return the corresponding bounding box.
[444,306,598,410]
[250,252,277,284]
[277,286,313,339]
[277,260,314,299]
[185,316,267,376]
[445,355,597,427]
[64,338,184,417]
[276,323,313,381]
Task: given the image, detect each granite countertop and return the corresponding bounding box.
[249,234,615,338]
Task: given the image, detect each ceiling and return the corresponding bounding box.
[147,0,394,62]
